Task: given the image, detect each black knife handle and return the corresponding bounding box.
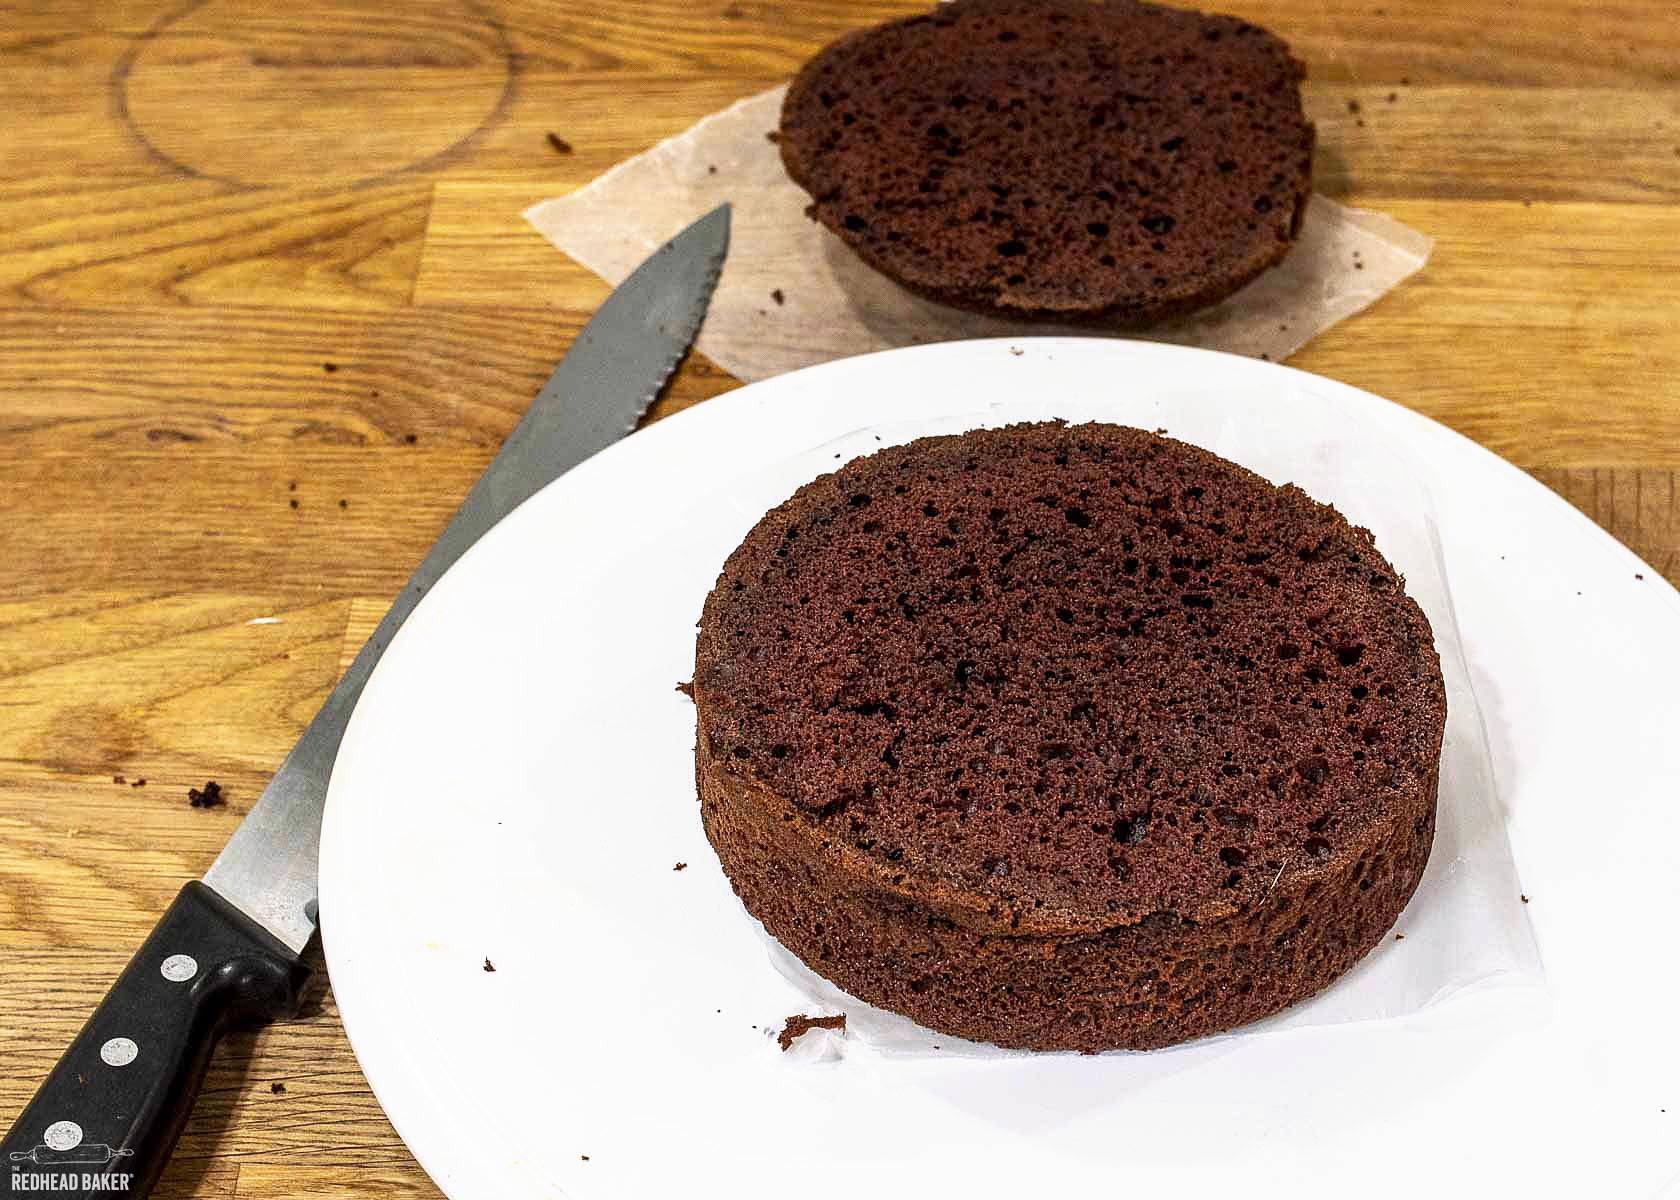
[0,882,309,1197]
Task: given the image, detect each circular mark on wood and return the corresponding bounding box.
[116,0,514,188]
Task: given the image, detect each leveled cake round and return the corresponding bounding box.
[778,0,1315,324]
[693,422,1444,1051]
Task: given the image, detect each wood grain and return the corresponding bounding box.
[1,0,1677,1195]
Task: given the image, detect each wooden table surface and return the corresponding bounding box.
[2,1,1677,1194]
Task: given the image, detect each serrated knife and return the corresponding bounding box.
[0,205,731,1197]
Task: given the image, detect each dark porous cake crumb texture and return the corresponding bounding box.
[777,1012,848,1050]
[778,0,1315,324]
[187,780,225,809]
[695,422,1443,1052]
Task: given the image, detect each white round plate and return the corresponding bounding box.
[321,340,1680,1200]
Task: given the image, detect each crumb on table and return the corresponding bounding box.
[483,957,496,972]
[777,1012,847,1051]
[188,780,225,809]
[270,1082,286,1094]
[771,288,785,306]
[673,862,687,871]
[547,132,574,155]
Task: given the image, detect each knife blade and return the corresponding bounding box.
[206,201,731,957]
[0,204,731,1198]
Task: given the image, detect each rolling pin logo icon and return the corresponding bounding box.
[9,1119,134,1166]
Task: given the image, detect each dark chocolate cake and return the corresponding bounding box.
[778,0,1315,324]
[693,422,1443,1051]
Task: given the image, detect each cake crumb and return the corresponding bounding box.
[676,679,694,697]
[483,957,496,972]
[546,132,574,155]
[290,498,300,509]
[1634,572,1644,580]
[673,862,687,871]
[405,433,418,445]
[777,1012,847,1051]
[287,481,297,492]
[1386,92,1398,103]
[188,780,225,809]
[1395,932,1404,940]
[322,362,339,373]
[113,775,125,785]
[766,130,780,144]
[1347,98,1361,114]
[270,1082,286,1094]
[131,777,146,788]
[708,164,718,174]
[771,288,785,306]
[1520,894,1530,904]
[580,1155,590,1162]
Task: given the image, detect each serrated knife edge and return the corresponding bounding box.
[203,203,732,954]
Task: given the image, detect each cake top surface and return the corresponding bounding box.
[778,0,1315,322]
[695,422,1444,934]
